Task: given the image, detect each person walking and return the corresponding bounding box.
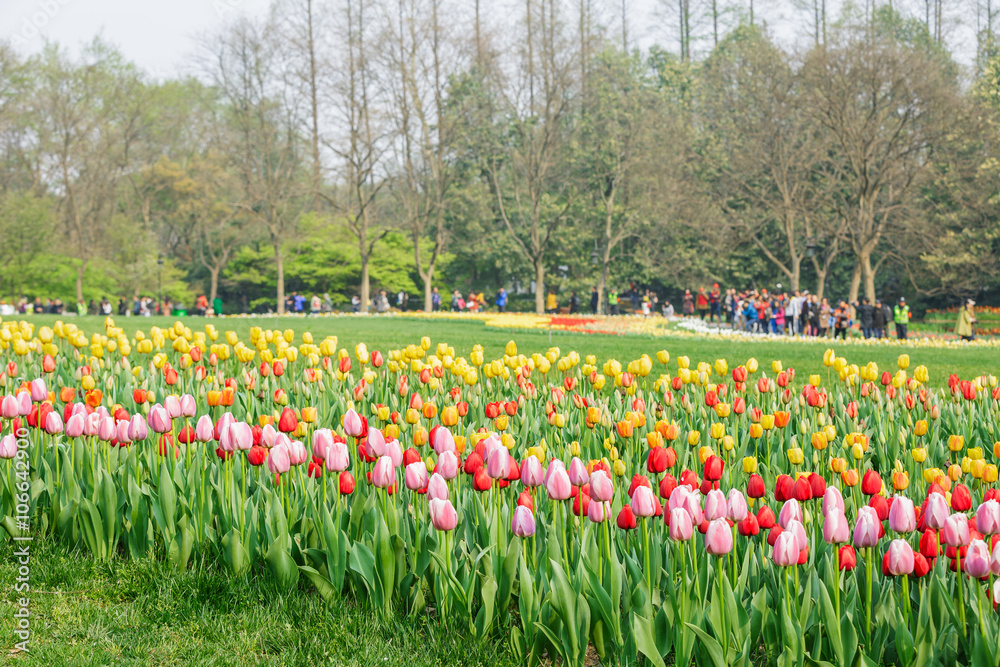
[431,287,441,312]
[872,299,886,338]
[609,289,620,316]
[833,301,850,339]
[545,290,558,314]
[695,287,709,320]
[955,299,977,341]
[894,297,911,340]
[495,287,508,313]
[856,297,874,338]
[590,286,598,314]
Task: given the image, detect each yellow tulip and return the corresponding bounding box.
[786,448,804,465]
[743,456,758,474]
[897,354,910,370]
[710,422,725,440]
[911,448,927,463]
[687,430,701,447]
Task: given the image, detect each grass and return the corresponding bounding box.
[0,537,519,666]
[16,312,999,388]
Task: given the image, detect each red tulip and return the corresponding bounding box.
[277,407,298,433]
[861,470,882,496]
[703,455,724,481]
[339,472,355,494]
[952,484,972,512]
[838,545,857,570]
[616,505,637,531]
[774,475,794,502]
[659,474,677,499]
[757,505,776,529]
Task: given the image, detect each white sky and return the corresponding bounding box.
[0,0,978,79]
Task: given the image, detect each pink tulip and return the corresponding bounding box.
[888,495,916,534]
[164,395,182,419]
[436,451,459,480]
[148,405,171,433]
[994,579,1000,605]
[0,434,16,459]
[544,459,567,486]
[230,422,253,451]
[368,428,387,457]
[630,485,656,517]
[977,500,1000,536]
[94,406,110,421]
[386,439,403,468]
[427,473,449,501]
[704,489,727,521]
[924,492,949,530]
[965,539,991,578]
[71,403,87,419]
[312,428,333,461]
[588,500,609,524]
[482,434,503,462]
[785,519,808,550]
[568,457,589,486]
[97,416,116,442]
[194,415,215,442]
[30,378,47,402]
[84,412,101,437]
[325,441,349,472]
[1,395,18,419]
[853,506,880,548]
[512,505,536,537]
[44,412,63,435]
[669,486,703,525]
[274,433,292,451]
[128,414,148,441]
[405,462,428,491]
[487,448,511,480]
[65,414,85,438]
[546,465,572,501]
[589,470,614,502]
[179,394,197,418]
[343,409,364,437]
[431,426,455,455]
[778,499,802,528]
[943,513,971,547]
[373,456,395,488]
[772,531,799,566]
[668,508,693,541]
[520,457,544,487]
[261,423,277,447]
[17,392,31,416]
[705,518,733,555]
[823,509,850,544]
[429,498,458,531]
[288,440,308,465]
[992,541,1000,576]
[116,420,132,444]
[268,444,291,475]
[726,489,748,522]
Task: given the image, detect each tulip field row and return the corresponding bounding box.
[3,317,1000,665]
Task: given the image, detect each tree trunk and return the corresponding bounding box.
[360,257,370,314]
[848,262,862,305]
[790,255,801,293]
[76,259,87,305]
[534,259,545,315]
[275,243,286,315]
[811,257,827,302]
[859,247,877,303]
[209,266,220,304]
[423,266,434,312]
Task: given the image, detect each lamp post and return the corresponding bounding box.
[157,254,164,313]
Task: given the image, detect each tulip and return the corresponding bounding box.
[772,531,799,566]
[405,461,428,491]
[339,471,356,494]
[367,428,387,457]
[29,378,47,402]
[952,484,972,512]
[977,500,1000,536]
[372,456,395,488]
[943,512,970,547]
[778,499,802,528]
[343,409,364,437]
[616,505,637,530]
[386,440,403,468]
[884,539,915,576]
[148,405,171,433]
[588,499,609,524]
[924,492,949,529]
[164,395,181,419]
[261,423,277,448]
[822,486,844,516]
[312,428,333,462]
[431,426,455,454]
[44,412,63,435]
[128,414,148,441]
[965,539,991,578]
[726,489,748,522]
[194,415,215,442]
[427,473,449,501]
[823,509,850,544]
[97,416,116,442]
[521,456,544,487]
[16,392,31,416]
[429,498,458,531]
[268,444,291,475]
[569,457,589,486]
[785,519,808,550]
[546,465,572,500]
[325,440,349,472]
[668,508,693,541]
[65,413,85,438]
[0,434,17,459]
[747,474,766,499]
[590,469,614,502]
[888,495,916,534]
[991,541,1000,576]
[705,519,733,555]
[630,485,656,517]
[437,450,459,480]
[853,506,880,548]
[229,422,253,451]
[512,505,536,537]
[486,448,511,480]
[704,489,727,521]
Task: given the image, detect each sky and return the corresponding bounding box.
[0,0,979,79]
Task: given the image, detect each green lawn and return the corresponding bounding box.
[16,312,1000,388]
[0,538,517,666]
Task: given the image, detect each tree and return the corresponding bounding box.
[203,17,307,314]
[802,10,959,303]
